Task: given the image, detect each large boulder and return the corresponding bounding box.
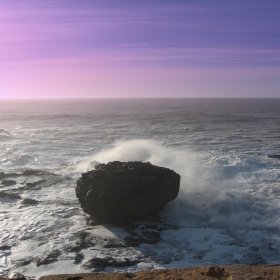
[76,161,180,222]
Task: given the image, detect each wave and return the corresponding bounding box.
[75,139,280,231]
[0,129,13,141]
[1,153,36,168]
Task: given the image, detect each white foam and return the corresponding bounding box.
[89,225,129,239]
[1,99,280,278]
[74,139,280,231]
[0,129,13,141]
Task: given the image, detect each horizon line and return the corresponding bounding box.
[1,97,280,101]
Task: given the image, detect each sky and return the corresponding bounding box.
[0,0,280,99]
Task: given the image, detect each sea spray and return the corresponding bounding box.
[75,139,280,230]
[1,99,280,277]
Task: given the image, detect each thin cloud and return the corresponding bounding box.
[1,0,280,98]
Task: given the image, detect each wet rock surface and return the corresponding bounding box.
[0,170,64,202]
[82,257,139,272]
[0,191,21,199]
[17,180,47,191]
[21,198,39,205]
[0,172,18,180]
[1,180,17,186]
[76,161,180,222]
[7,265,277,280]
[201,266,230,278]
[268,154,280,160]
[124,223,163,247]
[36,250,61,267]
[7,272,26,280]
[64,231,96,253]
[0,245,12,250]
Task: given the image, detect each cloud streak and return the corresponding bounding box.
[0,0,280,98]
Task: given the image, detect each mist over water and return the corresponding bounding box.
[1,98,280,277]
[78,138,280,230]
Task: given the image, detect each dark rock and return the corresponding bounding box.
[17,180,46,191]
[7,193,21,199]
[36,250,61,267]
[18,259,33,267]
[0,245,11,250]
[103,240,127,248]
[0,172,18,180]
[0,191,21,199]
[0,172,7,179]
[8,272,26,280]
[141,230,162,244]
[64,231,95,253]
[201,266,229,278]
[1,180,17,186]
[82,257,138,271]
[21,170,51,176]
[86,218,100,226]
[125,229,162,247]
[124,236,142,247]
[268,155,280,160]
[12,257,34,269]
[74,253,84,264]
[21,198,39,205]
[76,161,180,222]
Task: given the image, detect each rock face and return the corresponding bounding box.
[268,154,280,160]
[37,265,280,280]
[76,161,180,222]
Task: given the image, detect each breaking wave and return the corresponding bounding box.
[0,129,13,141]
[76,139,280,230]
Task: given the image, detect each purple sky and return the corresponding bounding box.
[1,0,280,98]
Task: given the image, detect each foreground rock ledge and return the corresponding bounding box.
[4,265,273,280]
[76,161,180,222]
[1,266,280,280]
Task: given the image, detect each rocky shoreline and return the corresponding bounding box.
[2,265,280,280]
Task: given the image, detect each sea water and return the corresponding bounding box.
[0,98,280,278]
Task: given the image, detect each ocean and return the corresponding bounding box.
[0,98,280,278]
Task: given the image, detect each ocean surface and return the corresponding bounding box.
[0,98,280,278]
